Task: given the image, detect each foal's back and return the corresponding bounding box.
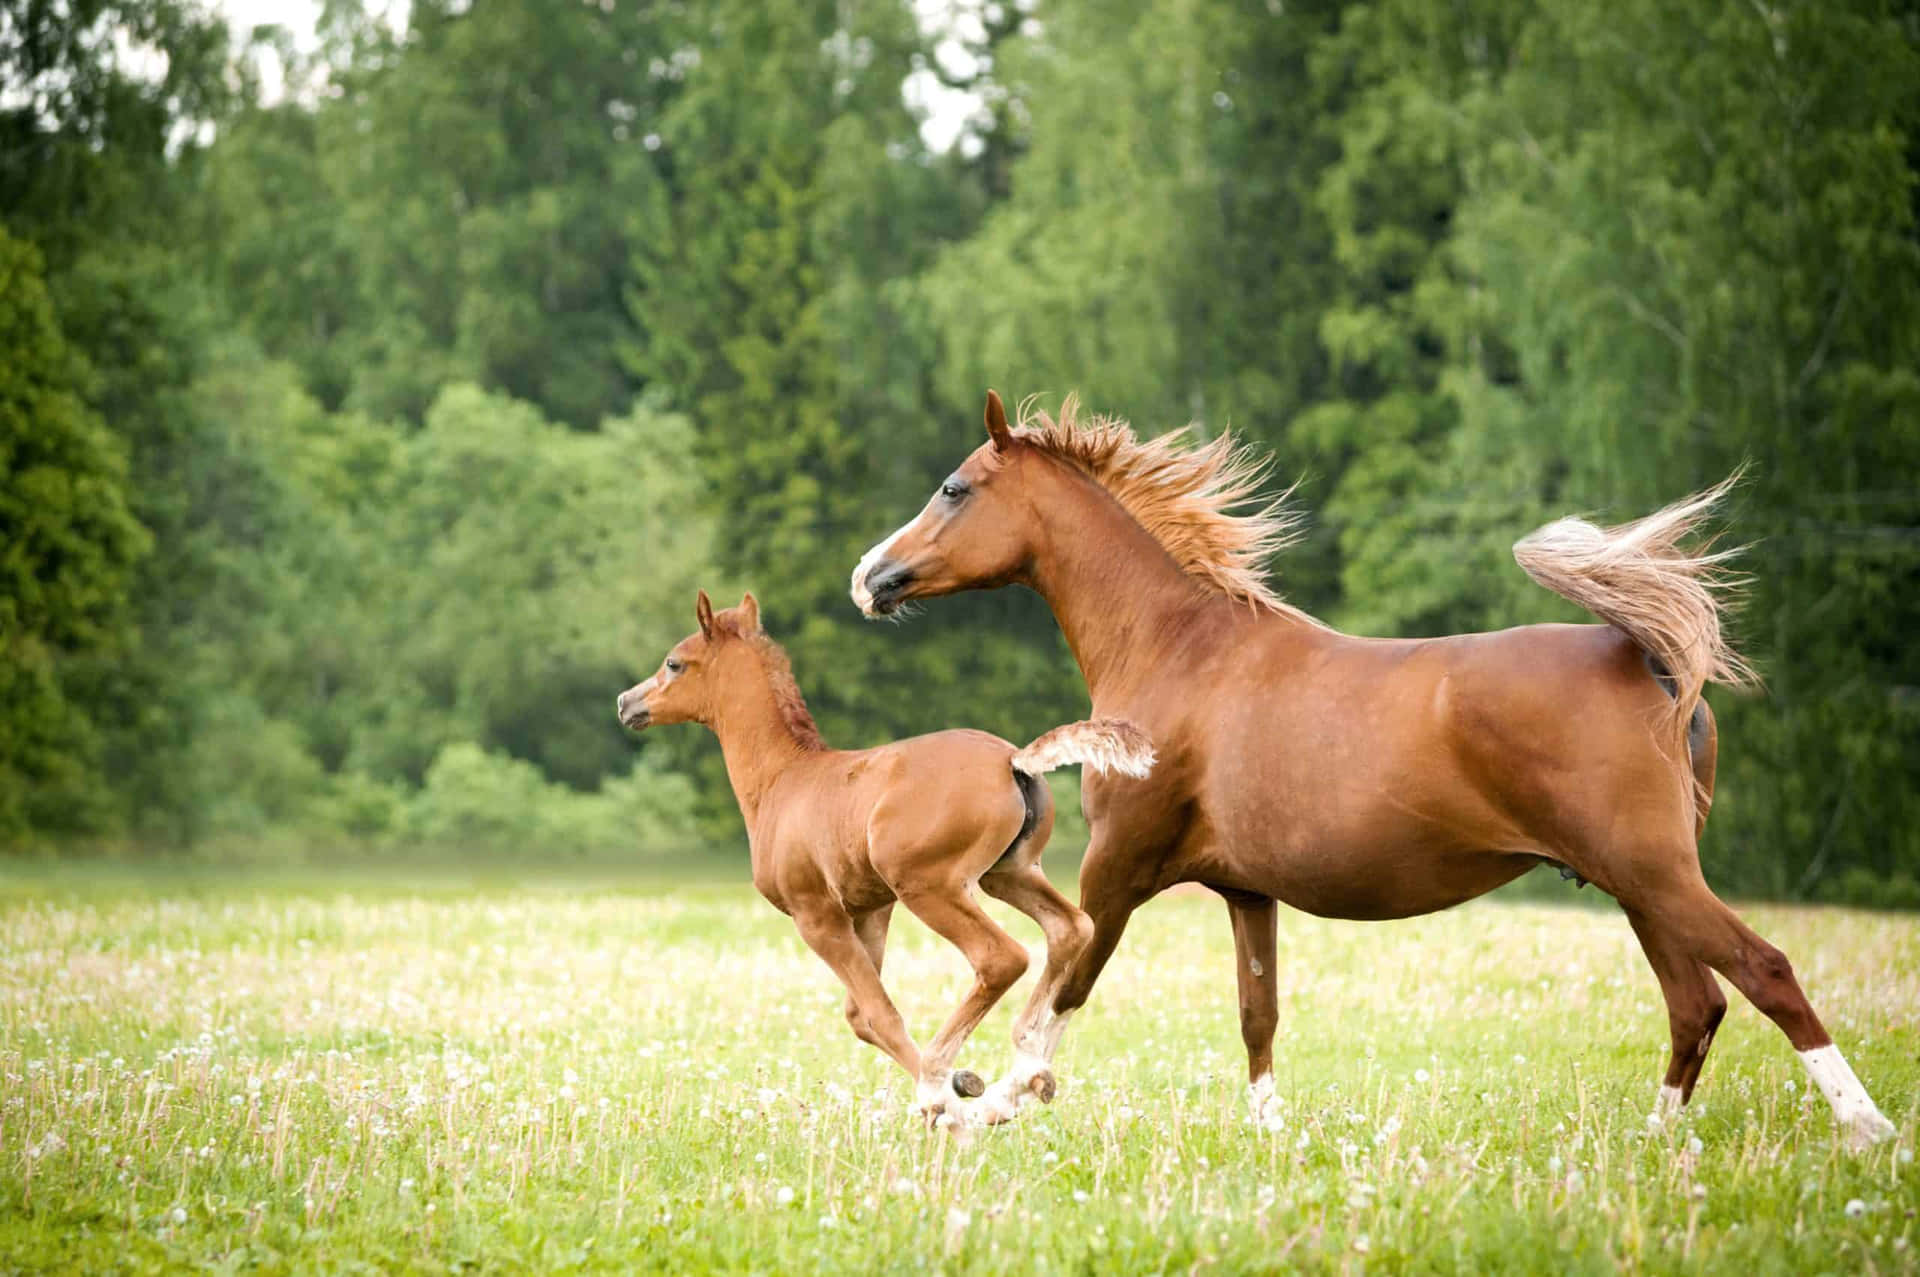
[758,728,1030,911]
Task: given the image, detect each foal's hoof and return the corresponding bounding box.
[951,1069,986,1099]
[1027,1068,1057,1104]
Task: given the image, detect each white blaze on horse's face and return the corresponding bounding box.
[850,517,917,617]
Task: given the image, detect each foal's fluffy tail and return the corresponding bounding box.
[1012,719,1156,779]
[1513,472,1757,732]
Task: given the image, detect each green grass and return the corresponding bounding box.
[2,866,1915,1273]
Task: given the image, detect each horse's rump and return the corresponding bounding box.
[1512,473,1755,738]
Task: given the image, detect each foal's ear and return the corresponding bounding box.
[695,589,715,638]
[738,591,761,634]
[985,389,1014,452]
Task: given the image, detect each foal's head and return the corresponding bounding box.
[616,590,766,730]
[850,391,1042,618]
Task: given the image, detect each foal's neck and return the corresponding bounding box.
[709,656,821,827]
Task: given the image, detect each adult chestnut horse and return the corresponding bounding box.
[850,391,1896,1148]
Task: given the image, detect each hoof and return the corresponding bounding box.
[1026,1068,1056,1104]
[951,1069,986,1099]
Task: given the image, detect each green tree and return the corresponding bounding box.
[1436,0,1920,894]
[0,228,150,836]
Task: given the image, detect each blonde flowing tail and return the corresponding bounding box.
[1012,719,1156,779]
[1513,472,1758,737]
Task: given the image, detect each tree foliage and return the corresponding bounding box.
[3,0,1917,898]
[0,228,148,834]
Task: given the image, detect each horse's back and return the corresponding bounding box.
[1180,618,1691,916]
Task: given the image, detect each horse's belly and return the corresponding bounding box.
[1258,849,1536,921]
[1199,804,1536,921]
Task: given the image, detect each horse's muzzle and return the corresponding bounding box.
[861,561,914,615]
[615,691,651,730]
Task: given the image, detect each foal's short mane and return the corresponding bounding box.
[713,612,826,750]
[1015,396,1316,618]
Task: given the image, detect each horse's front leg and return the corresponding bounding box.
[979,829,1158,1123]
[1220,890,1281,1126]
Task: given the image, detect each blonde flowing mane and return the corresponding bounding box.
[1015,395,1315,618]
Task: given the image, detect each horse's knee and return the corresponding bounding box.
[1702,980,1728,1029]
[1744,944,1799,1006]
[1735,941,1829,1050]
[1667,974,1726,1037]
[1057,909,1094,966]
[978,939,1029,994]
[845,998,877,1046]
[1054,967,1096,1015]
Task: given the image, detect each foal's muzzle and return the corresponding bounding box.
[859,561,914,616]
[615,689,652,730]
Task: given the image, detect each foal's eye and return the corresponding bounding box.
[665,658,684,674]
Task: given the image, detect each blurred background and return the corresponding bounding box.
[1,0,1915,904]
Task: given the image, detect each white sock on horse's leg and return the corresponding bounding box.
[1248,1072,1283,1129]
[1799,1044,1896,1149]
[1655,1084,1683,1119]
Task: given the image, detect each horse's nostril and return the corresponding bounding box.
[866,562,912,600]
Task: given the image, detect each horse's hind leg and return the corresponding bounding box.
[977,864,1093,1121]
[1625,909,1726,1115]
[1630,867,1895,1149]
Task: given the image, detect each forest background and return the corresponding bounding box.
[4,0,1917,905]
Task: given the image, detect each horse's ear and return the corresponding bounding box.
[695,590,715,638]
[985,390,1014,451]
[738,591,761,634]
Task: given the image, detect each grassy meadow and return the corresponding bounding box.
[1,865,1915,1273]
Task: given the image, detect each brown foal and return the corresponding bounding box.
[616,590,1153,1125]
[851,391,1897,1149]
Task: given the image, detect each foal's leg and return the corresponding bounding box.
[1625,909,1727,1116]
[893,881,1031,1123]
[792,907,922,1082]
[1222,892,1282,1122]
[842,905,895,1050]
[1635,871,1895,1149]
[976,865,1094,1121]
[971,831,1162,1121]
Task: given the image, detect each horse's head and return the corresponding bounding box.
[617,590,763,729]
[851,391,1041,618]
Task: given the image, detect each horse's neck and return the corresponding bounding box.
[711,686,811,826]
[1029,477,1221,705]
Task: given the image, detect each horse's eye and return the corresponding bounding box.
[940,481,966,500]
[665,658,684,674]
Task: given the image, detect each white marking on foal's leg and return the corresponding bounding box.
[1799,1044,1896,1150]
[1656,1084,1684,1120]
[982,1012,1076,1124]
[849,519,914,615]
[913,1072,975,1131]
[1009,1049,1051,1090]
